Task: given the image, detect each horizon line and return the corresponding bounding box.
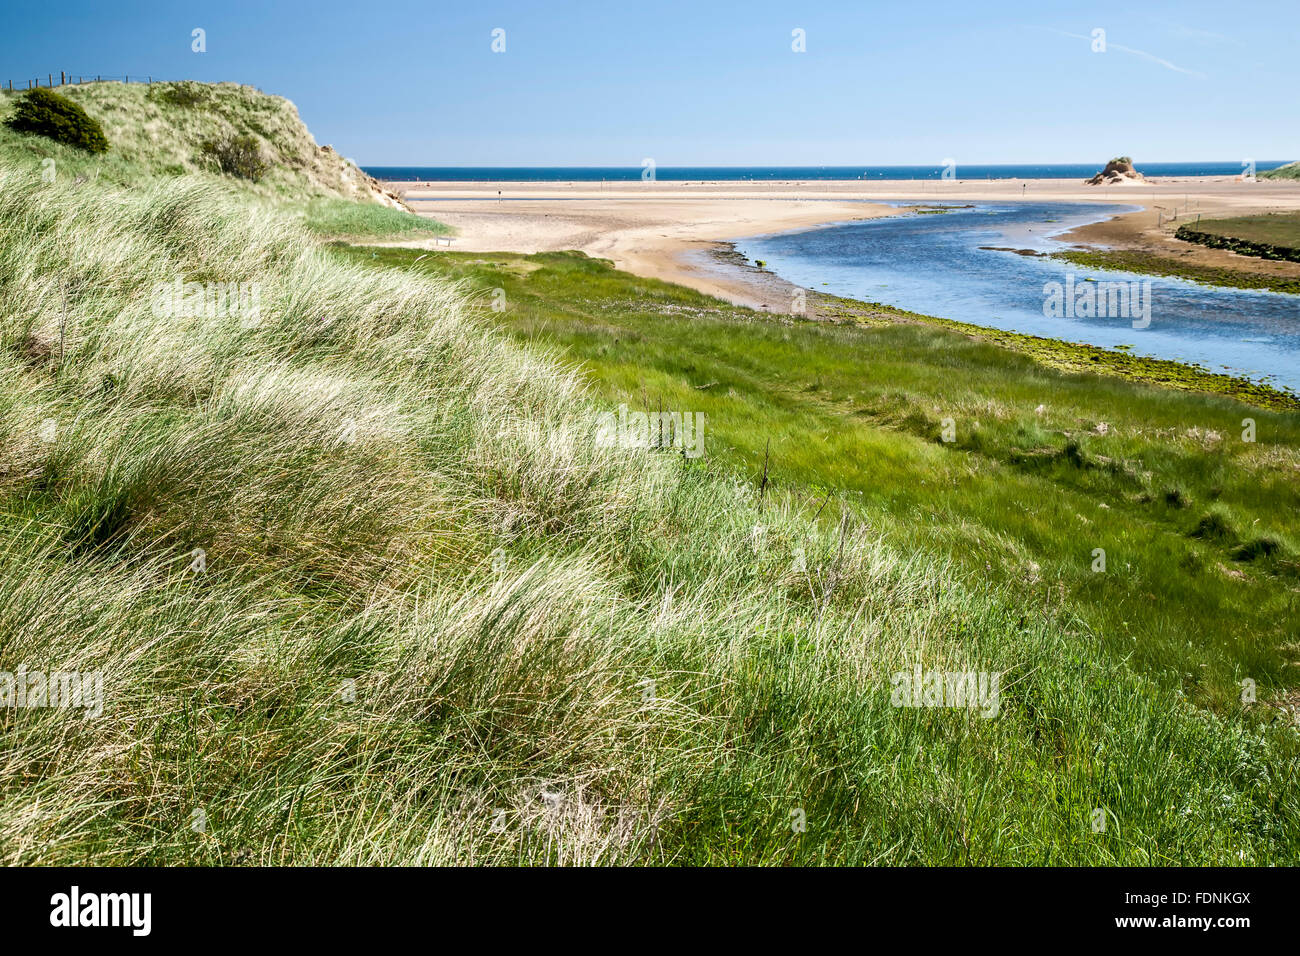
[360,160,1293,169]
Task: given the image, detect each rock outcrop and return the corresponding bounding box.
[1084,157,1144,186]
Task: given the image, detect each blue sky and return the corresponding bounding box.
[2,0,1295,165]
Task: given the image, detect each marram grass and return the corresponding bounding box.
[0,164,1297,865]
[358,246,1300,716]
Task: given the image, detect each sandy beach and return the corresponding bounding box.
[385,177,1300,310]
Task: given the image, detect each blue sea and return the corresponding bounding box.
[365,162,1290,182]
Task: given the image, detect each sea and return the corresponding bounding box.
[364,162,1290,182]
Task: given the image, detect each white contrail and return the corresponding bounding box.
[1037,27,1205,77]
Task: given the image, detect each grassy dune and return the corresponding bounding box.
[0,81,441,240]
[0,80,366,198]
[1259,161,1300,181]
[0,82,1297,865]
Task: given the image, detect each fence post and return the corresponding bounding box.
[60,71,65,85]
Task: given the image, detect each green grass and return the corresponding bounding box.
[816,291,1298,409]
[3,164,1298,865]
[302,198,451,238]
[1052,249,1300,296]
[1187,213,1300,247]
[1175,213,1300,262]
[1259,161,1300,181]
[345,246,1300,720]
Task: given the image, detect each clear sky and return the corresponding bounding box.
[2,0,1296,166]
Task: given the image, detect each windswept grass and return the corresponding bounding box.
[349,247,1300,717]
[1,164,1297,865]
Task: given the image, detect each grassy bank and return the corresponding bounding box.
[301,198,450,238]
[814,289,1299,409]
[1174,213,1300,263]
[1052,248,1300,297]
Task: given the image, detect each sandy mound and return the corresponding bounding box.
[1085,157,1145,186]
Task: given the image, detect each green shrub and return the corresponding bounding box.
[149,81,210,109]
[200,133,269,181]
[3,88,109,153]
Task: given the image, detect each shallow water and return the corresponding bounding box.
[733,201,1300,392]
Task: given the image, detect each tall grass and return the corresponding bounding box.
[1,165,1296,865]
[355,247,1300,714]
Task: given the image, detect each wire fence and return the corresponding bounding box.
[4,73,159,93]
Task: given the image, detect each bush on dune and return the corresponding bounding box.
[148,80,211,110]
[3,87,110,153]
[201,132,270,181]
